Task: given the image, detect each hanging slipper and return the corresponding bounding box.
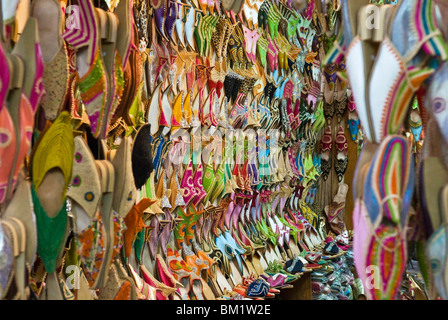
[320,125,332,181]
[334,125,348,183]
[62,0,108,138]
[97,262,133,300]
[67,136,102,233]
[95,7,121,139]
[112,136,137,218]
[132,124,154,190]
[30,111,74,275]
[123,197,155,259]
[31,0,69,121]
[347,95,360,141]
[166,247,192,300]
[92,160,117,290]
[27,112,73,299]
[111,22,141,127]
[12,17,45,109]
[3,174,37,269]
[362,135,415,300]
[324,183,349,236]
[6,17,43,202]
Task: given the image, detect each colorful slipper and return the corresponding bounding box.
[334,125,348,183]
[62,0,107,137]
[95,7,121,139]
[362,135,415,300]
[0,52,15,203]
[6,18,42,202]
[67,135,102,233]
[31,111,74,273]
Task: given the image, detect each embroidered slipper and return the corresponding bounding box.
[112,136,137,218]
[95,8,121,139]
[67,136,102,233]
[30,111,73,274]
[166,247,193,300]
[31,0,68,121]
[110,23,141,127]
[62,0,107,137]
[334,125,348,183]
[155,253,183,293]
[320,125,332,181]
[362,135,415,300]
[132,124,154,190]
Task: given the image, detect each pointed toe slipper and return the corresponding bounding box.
[67,135,102,233]
[31,0,69,121]
[112,136,137,218]
[3,174,37,268]
[30,111,74,273]
[132,124,154,190]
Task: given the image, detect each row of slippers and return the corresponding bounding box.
[0,0,351,300]
[0,113,350,300]
[325,0,448,300]
[0,108,348,299]
[53,0,331,144]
